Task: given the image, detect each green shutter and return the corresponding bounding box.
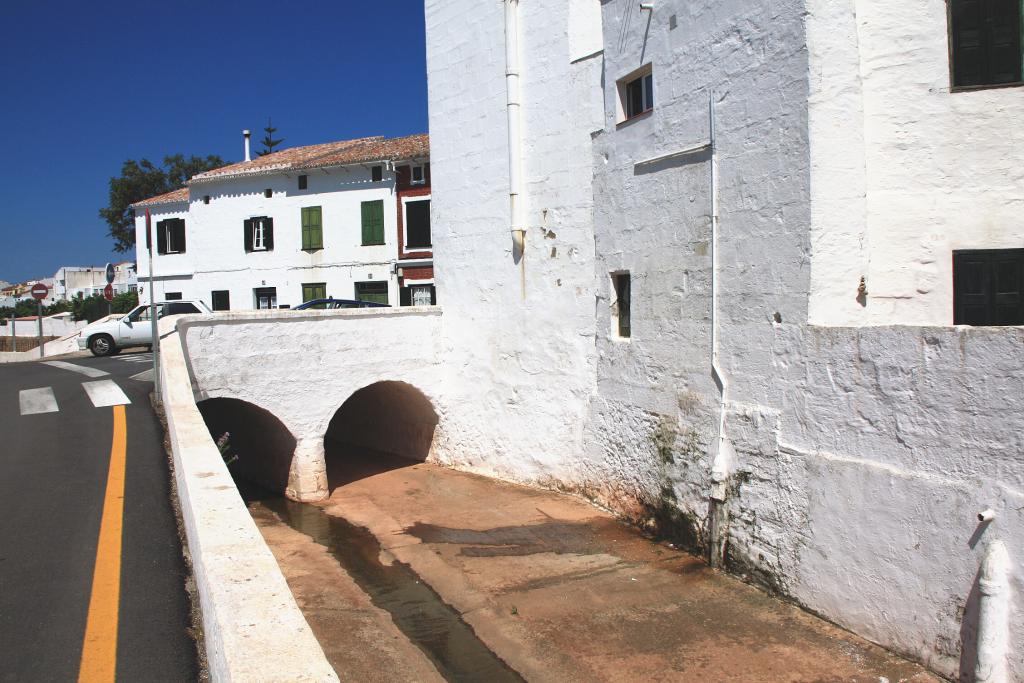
[301,282,327,303]
[301,206,322,250]
[361,200,384,246]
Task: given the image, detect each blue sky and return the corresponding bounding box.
[0,0,428,285]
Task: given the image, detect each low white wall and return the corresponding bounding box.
[158,315,338,682]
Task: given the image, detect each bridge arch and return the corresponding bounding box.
[323,381,439,491]
[196,397,297,498]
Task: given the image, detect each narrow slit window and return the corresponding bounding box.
[298,175,308,190]
[612,272,631,338]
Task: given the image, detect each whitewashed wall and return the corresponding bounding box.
[134,166,401,309]
[583,0,1023,678]
[807,0,1024,326]
[424,0,601,483]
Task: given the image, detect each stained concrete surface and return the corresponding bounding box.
[251,453,940,682]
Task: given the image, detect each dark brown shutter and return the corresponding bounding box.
[952,0,985,86]
[174,219,186,253]
[243,219,253,252]
[157,220,168,254]
[988,0,1022,83]
[400,286,412,306]
[954,249,1024,325]
[264,217,274,251]
[429,284,437,305]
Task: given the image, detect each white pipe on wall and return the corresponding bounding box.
[975,540,1011,683]
[504,0,524,233]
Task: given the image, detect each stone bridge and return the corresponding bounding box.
[176,307,445,501]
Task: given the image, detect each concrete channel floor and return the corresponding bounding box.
[249,455,940,682]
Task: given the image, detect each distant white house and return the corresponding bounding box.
[54,262,137,300]
[132,133,433,311]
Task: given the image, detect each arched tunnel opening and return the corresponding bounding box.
[324,381,439,492]
[196,397,296,500]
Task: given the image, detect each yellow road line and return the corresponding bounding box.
[78,405,127,683]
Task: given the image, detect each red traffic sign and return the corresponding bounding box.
[30,283,49,301]
[103,284,114,302]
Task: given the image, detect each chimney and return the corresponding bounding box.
[243,129,251,162]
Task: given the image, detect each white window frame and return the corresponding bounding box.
[253,218,266,251]
[401,194,432,250]
[163,221,183,254]
[411,165,426,185]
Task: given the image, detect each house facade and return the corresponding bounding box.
[424,0,1022,678]
[54,262,137,300]
[132,134,432,310]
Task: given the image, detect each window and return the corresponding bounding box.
[167,302,200,315]
[211,290,230,311]
[401,284,436,306]
[371,165,383,182]
[156,218,186,254]
[244,217,275,252]
[301,206,323,250]
[203,195,210,204]
[361,200,385,246]
[405,199,431,249]
[950,0,1022,88]
[411,165,426,185]
[611,272,631,338]
[165,292,183,300]
[254,287,277,310]
[298,175,308,190]
[617,65,653,122]
[954,249,1024,325]
[264,188,273,198]
[128,304,166,322]
[355,281,389,305]
[301,282,327,303]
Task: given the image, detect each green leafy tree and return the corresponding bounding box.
[258,118,283,156]
[100,154,224,253]
[69,291,139,323]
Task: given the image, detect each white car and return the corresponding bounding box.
[78,300,211,357]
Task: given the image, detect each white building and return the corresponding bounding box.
[423,0,1023,679]
[54,262,137,300]
[132,134,433,311]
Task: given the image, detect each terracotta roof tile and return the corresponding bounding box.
[191,133,429,183]
[132,187,189,208]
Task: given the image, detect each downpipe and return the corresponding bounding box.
[707,91,734,569]
[504,0,527,297]
[975,540,1011,683]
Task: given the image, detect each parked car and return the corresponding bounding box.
[292,298,390,311]
[78,300,212,357]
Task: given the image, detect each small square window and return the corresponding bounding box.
[264,188,273,198]
[371,166,383,182]
[617,65,654,123]
[411,165,425,185]
[298,175,308,190]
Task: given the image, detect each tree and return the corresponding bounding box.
[258,118,283,156]
[100,154,224,253]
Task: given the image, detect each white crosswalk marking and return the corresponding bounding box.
[20,387,59,415]
[42,361,109,378]
[117,354,153,364]
[82,380,131,407]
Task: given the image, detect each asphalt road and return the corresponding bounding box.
[0,350,199,682]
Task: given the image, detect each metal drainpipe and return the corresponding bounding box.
[708,91,734,569]
[505,0,527,296]
[975,539,1011,683]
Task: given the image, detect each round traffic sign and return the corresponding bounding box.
[103,284,114,302]
[30,283,50,301]
[105,263,115,284]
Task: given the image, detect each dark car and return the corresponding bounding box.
[292,297,390,311]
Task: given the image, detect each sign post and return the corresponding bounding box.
[30,282,49,358]
[146,210,161,399]
[104,263,115,316]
